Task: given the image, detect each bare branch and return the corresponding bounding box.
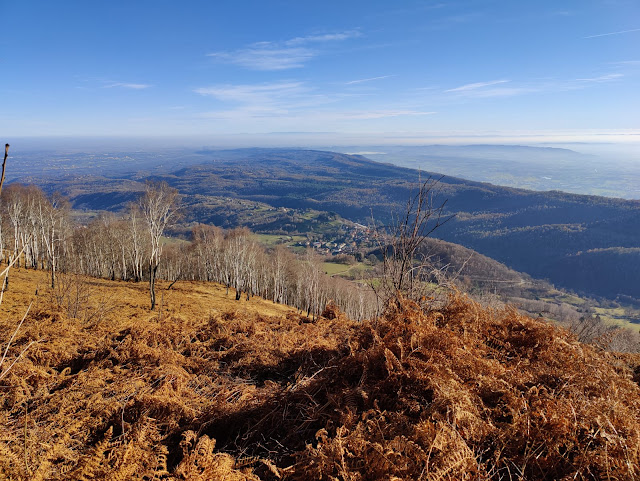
[370,176,454,306]
[0,143,8,196]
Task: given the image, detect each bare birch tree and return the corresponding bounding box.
[2,184,25,268]
[191,224,223,282]
[270,245,292,304]
[126,203,146,282]
[139,181,180,310]
[224,228,257,301]
[302,249,322,319]
[37,192,69,288]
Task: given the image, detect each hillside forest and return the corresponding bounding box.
[2,173,639,347]
[0,182,378,321]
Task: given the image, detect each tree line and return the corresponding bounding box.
[0,182,379,320]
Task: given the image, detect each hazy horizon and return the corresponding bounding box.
[7,134,639,163]
[6,136,640,200]
[2,1,638,145]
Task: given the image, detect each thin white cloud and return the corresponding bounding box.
[584,28,640,39]
[441,72,624,100]
[207,30,360,70]
[193,79,437,127]
[341,110,435,119]
[195,82,307,104]
[445,79,510,93]
[576,73,624,82]
[208,46,314,71]
[611,60,640,66]
[194,81,340,120]
[196,107,436,124]
[103,82,152,89]
[285,30,361,46]
[345,75,394,85]
[464,87,536,98]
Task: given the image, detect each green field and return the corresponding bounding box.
[254,234,306,247]
[323,262,351,276]
[323,262,372,279]
[539,291,640,331]
[555,294,586,305]
[594,306,640,331]
[161,235,189,246]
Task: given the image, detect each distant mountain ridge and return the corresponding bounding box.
[344,144,639,199]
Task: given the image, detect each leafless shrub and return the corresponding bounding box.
[566,314,611,344]
[48,272,115,324]
[370,176,453,308]
[603,327,640,352]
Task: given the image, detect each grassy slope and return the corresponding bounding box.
[1,269,640,480]
[0,268,293,323]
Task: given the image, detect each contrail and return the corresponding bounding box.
[584,28,640,39]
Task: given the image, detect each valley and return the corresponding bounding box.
[20,147,640,309]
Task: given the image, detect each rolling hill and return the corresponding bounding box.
[26,148,640,303]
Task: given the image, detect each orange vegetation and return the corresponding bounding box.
[1,269,639,480]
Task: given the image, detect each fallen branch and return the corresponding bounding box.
[0,302,35,382]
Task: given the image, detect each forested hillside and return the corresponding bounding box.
[0,182,378,321]
[28,148,640,302]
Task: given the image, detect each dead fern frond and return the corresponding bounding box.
[1,270,639,480]
[71,426,113,481]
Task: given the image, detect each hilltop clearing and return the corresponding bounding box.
[1,269,639,480]
[0,268,294,325]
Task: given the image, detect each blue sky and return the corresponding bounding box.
[1,0,639,146]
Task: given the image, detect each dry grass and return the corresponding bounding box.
[1,268,292,323]
[1,269,639,480]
